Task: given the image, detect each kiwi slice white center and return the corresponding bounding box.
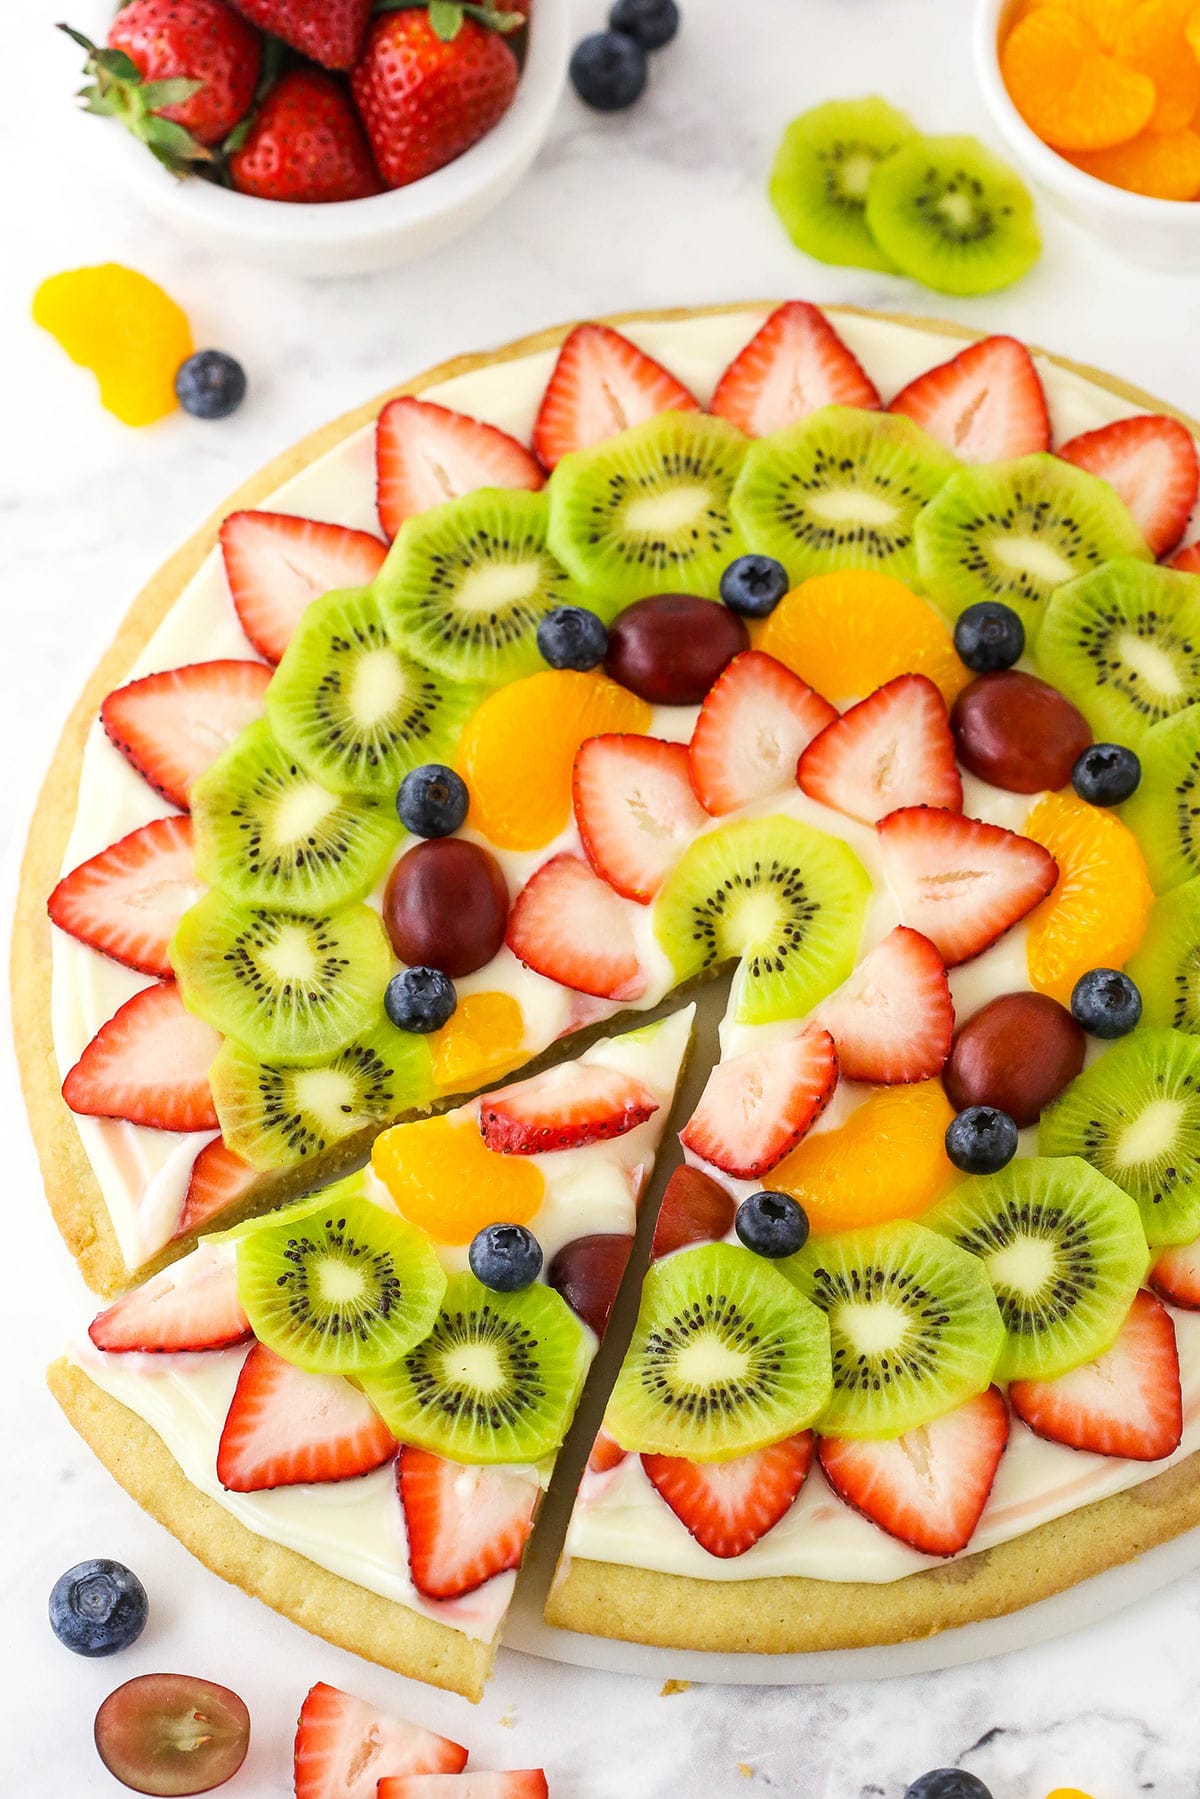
[991,534,1076,586]
[348,650,409,724]
[1118,632,1185,700]
[1115,1097,1186,1170]
[622,483,712,536]
[809,487,900,528]
[457,558,544,614]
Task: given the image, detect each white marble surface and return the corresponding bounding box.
[7,0,1200,1793]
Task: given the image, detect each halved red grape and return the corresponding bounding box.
[950,670,1092,794]
[604,594,749,704]
[94,1673,250,1796]
[547,1232,634,1336]
[383,838,509,976]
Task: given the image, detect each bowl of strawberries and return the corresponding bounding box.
[65,0,569,276]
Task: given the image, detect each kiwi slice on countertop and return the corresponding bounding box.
[864,134,1040,297]
[546,411,748,606]
[603,1242,833,1461]
[375,488,581,686]
[654,813,871,1026]
[1123,707,1200,894]
[1127,879,1200,1031]
[1039,561,1200,747]
[191,720,399,915]
[171,890,392,1065]
[914,454,1150,645]
[783,1220,1004,1438]
[924,1157,1148,1381]
[264,586,480,798]
[768,97,918,272]
[1039,1030,1200,1248]
[361,1271,589,1465]
[730,405,959,588]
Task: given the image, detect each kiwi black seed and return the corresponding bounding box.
[864,134,1041,297]
[768,96,919,272]
[1124,706,1200,894]
[1127,878,1200,1031]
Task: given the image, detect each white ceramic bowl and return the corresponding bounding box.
[80,0,569,278]
[974,0,1200,271]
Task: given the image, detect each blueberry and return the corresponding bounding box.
[537,605,609,671]
[49,1560,148,1657]
[734,1191,809,1259]
[609,0,680,50]
[719,554,789,619]
[1072,741,1141,806]
[396,763,469,838]
[905,1773,993,1799]
[469,1223,544,1292]
[945,1106,1019,1175]
[953,600,1025,673]
[569,30,648,110]
[1071,967,1142,1038]
[385,966,457,1033]
[175,350,246,420]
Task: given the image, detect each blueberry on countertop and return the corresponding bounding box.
[904,1773,994,1799]
[49,1560,148,1657]
[175,350,246,420]
[609,0,680,50]
[570,30,648,109]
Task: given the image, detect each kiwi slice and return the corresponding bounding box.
[768,97,918,273]
[654,814,870,1026]
[1039,1030,1200,1248]
[191,720,399,914]
[234,1182,445,1374]
[924,1157,1148,1380]
[603,1242,832,1461]
[914,454,1150,645]
[210,1018,434,1171]
[361,1271,589,1465]
[729,405,959,587]
[546,411,748,606]
[264,586,480,797]
[1123,707,1200,894]
[864,134,1040,297]
[171,890,392,1065]
[375,489,581,685]
[1127,879,1200,1031]
[783,1220,1003,1438]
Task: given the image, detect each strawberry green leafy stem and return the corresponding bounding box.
[58,22,210,173]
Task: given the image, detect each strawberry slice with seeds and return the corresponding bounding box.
[47,815,201,978]
[62,980,221,1131]
[710,301,879,437]
[1170,542,1200,574]
[1151,1238,1200,1309]
[174,1138,258,1240]
[89,1243,249,1353]
[1058,414,1199,559]
[1010,1290,1183,1462]
[688,650,837,816]
[376,396,543,539]
[798,673,962,825]
[643,1432,814,1558]
[815,925,953,1084]
[294,1680,467,1799]
[888,335,1050,462]
[217,1342,396,1492]
[479,1060,658,1154]
[818,1387,1010,1556]
[101,659,272,811]
[574,734,708,902]
[379,1776,549,1799]
[680,1028,838,1180]
[877,805,1058,966]
[506,853,646,1000]
[219,511,388,664]
[532,323,700,470]
[651,1164,737,1260]
[397,1444,539,1601]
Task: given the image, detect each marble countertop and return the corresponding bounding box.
[6,0,1200,1792]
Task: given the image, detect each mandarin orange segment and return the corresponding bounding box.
[754,570,971,707]
[457,670,651,851]
[372,1112,545,1244]
[1071,126,1200,197]
[1115,0,1200,130]
[429,991,527,1095]
[1023,792,1154,1004]
[769,1080,958,1234]
[32,264,192,427]
[1001,8,1157,151]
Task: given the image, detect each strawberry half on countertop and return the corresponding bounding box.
[228,0,372,70]
[379,1774,549,1799]
[229,68,383,203]
[293,1680,467,1799]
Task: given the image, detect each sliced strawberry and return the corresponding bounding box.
[815,925,953,1084]
[376,396,543,539]
[174,1138,257,1240]
[798,674,962,825]
[62,981,221,1131]
[573,735,707,903]
[877,806,1058,967]
[219,510,388,665]
[531,323,700,470]
[1170,542,1200,574]
[293,1680,466,1799]
[688,650,837,816]
[1151,1238,1200,1309]
[47,816,201,978]
[818,1387,1009,1556]
[89,1243,249,1353]
[1058,414,1199,559]
[479,1060,658,1154]
[217,1342,395,1492]
[506,853,645,1000]
[101,660,272,811]
[588,1429,629,1474]
[680,1028,838,1180]
[643,1432,814,1558]
[1010,1290,1183,1462]
[888,335,1050,462]
[651,1164,737,1260]
[379,1775,549,1799]
[398,1444,539,1601]
[709,302,879,437]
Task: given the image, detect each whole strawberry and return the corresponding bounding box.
[228,0,373,72]
[229,68,383,203]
